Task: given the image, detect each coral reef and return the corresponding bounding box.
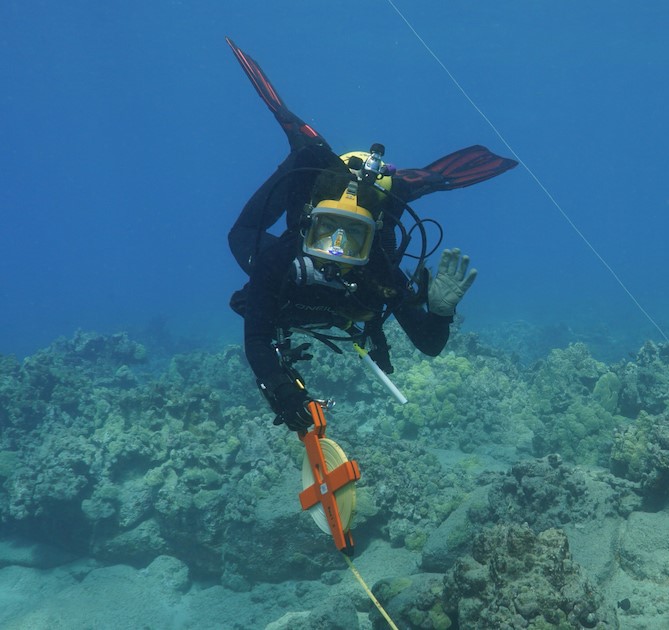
[442,524,618,629]
[527,344,625,465]
[1,328,668,628]
[617,341,669,417]
[473,455,599,532]
[370,573,451,629]
[0,332,264,575]
[610,411,669,508]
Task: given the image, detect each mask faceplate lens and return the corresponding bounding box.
[303,209,375,266]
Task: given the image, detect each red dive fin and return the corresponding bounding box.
[395,145,518,202]
[225,37,330,151]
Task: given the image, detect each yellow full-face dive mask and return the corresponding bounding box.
[303,188,376,267]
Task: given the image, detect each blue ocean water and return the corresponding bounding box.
[2,0,668,359]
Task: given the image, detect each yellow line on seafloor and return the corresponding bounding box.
[343,554,399,630]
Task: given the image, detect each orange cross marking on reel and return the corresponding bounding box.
[298,401,361,556]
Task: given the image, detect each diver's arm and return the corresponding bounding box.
[243,234,316,432]
[395,247,476,355]
[394,304,453,356]
[243,240,291,384]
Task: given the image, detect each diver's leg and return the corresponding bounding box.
[228,152,297,274]
[229,145,340,274]
[228,227,278,276]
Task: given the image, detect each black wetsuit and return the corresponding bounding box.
[238,223,453,388]
[228,144,454,392]
[225,38,517,415]
[228,145,337,276]
[229,146,455,390]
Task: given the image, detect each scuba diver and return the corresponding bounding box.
[226,38,517,432]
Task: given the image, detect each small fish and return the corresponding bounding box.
[617,598,631,611]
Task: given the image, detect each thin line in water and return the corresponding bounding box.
[385,0,669,343]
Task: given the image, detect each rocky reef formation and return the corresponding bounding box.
[371,523,618,629]
[1,325,668,627]
[0,331,259,575]
[443,524,618,629]
[610,411,669,509]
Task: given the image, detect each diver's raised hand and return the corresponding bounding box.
[428,248,477,317]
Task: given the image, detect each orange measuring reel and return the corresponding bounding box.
[298,401,361,556]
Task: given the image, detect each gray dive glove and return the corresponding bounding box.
[427,248,477,317]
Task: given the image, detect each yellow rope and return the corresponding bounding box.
[343,555,399,630]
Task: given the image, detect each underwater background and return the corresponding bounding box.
[2,1,669,629]
[2,0,668,358]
